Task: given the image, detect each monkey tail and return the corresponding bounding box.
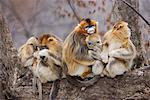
[66,75,100,87]
[63,60,100,87]
[49,79,60,100]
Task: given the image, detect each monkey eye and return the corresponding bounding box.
[85,26,89,30]
[114,26,117,29]
[48,38,53,41]
[29,43,34,45]
[119,25,123,28]
[35,37,38,40]
[40,45,49,50]
[97,41,100,44]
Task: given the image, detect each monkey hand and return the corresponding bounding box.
[100,52,108,63]
[88,48,102,61]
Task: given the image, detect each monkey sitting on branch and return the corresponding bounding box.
[62,18,104,87]
[92,21,136,78]
[31,33,63,100]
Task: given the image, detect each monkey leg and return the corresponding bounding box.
[92,60,104,75]
[104,58,128,78]
[37,79,42,100]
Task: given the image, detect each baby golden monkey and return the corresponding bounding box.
[62,18,104,79]
[85,33,104,76]
[100,21,136,78]
[18,37,39,65]
[32,33,63,100]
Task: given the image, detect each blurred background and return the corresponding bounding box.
[0,0,149,50]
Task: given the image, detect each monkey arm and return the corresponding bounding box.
[73,57,95,66]
[109,48,134,60]
[73,51,95,66]
[72,47,95,66]
[100,44,109,63]
[48,52,62,66]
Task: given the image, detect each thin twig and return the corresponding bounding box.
[121,0,150,27]
[67,0,81,22]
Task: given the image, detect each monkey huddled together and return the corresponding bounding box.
[18,18,136,100]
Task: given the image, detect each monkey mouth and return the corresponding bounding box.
[41,60,49,67]
[88,48,94,51]
[40,57,49,66]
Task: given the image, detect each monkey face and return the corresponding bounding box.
[112,21,131,38]
[85,33,102,51]
[37,49,50,64]
[77,18,98,35]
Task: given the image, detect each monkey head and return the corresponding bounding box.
[85,33,102,51]
[75,18,98,35]
[112,21,131,39]
[39,33,62,54]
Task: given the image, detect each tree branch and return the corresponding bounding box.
[121,0,150,27]
[67,0,81,23]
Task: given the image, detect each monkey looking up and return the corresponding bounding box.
[100,21,136,78]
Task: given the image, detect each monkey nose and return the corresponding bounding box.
[40,56,45,60]
[88,41,93,45]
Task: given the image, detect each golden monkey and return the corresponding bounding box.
[85,33,104,76]
[39,33,63,58]
[100,21,136,78]
[18,37,39,65]
[62,18,104,79]
[32,33,63,100]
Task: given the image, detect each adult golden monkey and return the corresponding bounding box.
[62,18,104,87]
[100,21,136,78]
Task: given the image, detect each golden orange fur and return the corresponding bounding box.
[39,33,63,58]
[62,18,103,78]
[32,33,63,100]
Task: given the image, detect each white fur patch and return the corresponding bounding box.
[37,49,49,59]
[73,65,87,76]
[36,62,58,83]
[92,61,104,75]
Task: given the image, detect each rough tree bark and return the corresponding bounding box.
[112,0,145,67]
[0,1,150,99]
[0,13,21,99]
